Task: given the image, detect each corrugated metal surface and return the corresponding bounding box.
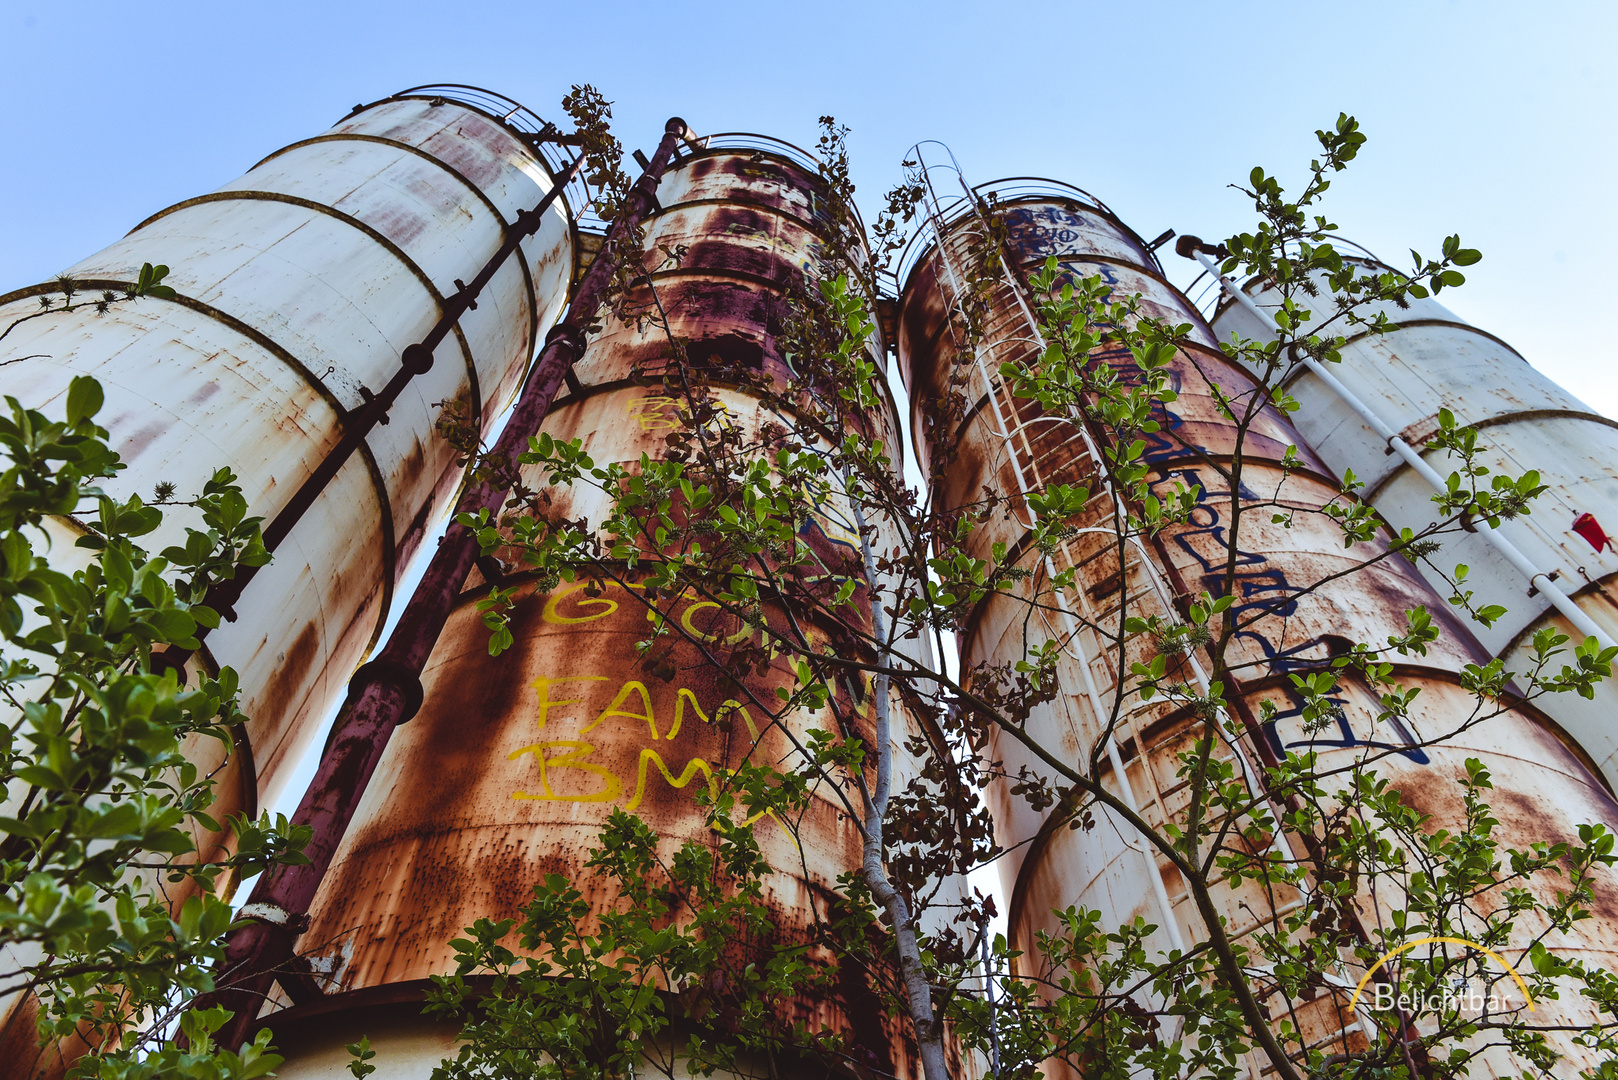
[1214,275,1618,786]
[289,147,947,1079]
[900,195,1618,1077]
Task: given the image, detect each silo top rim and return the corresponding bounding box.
[376,84,593,225]
[894,177,1155,294]
[687,133,870,238]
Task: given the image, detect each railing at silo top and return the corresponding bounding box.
[386,84,600,229]
[892,143,1132,294]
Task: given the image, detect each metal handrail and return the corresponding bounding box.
[699,131,823,172]
[892,157,1150,291]
[975,176,1115,215]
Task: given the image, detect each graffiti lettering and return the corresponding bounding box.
[532,674,609,730]
[624,749,714,811]
[1158,469,1430,764]
[627,394,684,431]
[509,739,621,802]
[512,672,763,802]
[542,580,632,625]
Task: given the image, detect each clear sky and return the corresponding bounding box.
[2,0,1613,413]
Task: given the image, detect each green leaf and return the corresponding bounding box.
[65,376,104,425]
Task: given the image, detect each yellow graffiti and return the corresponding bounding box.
[1349,936,1535,1013]
[507,675,800,851]
[620,751,800,851]
[509,740,621,802]
[625,748,715,810]
[664,689,759,741]
[542,580,622,624]
[583,680,659,739]
[509,672,784,835]
[532,674,607,730]
[627,395,684,431]
[679,599,756,646]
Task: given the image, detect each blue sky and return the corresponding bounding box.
[3,1,1612,413]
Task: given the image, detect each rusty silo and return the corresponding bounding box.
[1206,259,1618,788]
[0,84,575,1075]
[260,136,944,1080]
[896,154,1618,1076]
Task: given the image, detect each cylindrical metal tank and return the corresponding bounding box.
[899,184,1618,1076]
[0,85,574,1078]
[1211,267,1618,787]
[0,87,574,813]
[273,140,951,1080]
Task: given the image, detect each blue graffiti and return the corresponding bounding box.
[1166,467,1430,765]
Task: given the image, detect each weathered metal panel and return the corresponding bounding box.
[0,97,572,819]
[1215,272,1618,787]
[0,91,573,1078]
[901,193,1618,1077]
[213,142,536,425]
[293,148,942,1079]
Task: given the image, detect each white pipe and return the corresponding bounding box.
[1193,250,1617,652]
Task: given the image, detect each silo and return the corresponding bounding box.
[0,84,574,1076]
[1208,264,1618,787]
[263,138,945,1080]
[897,170,1618,1076]
[0,85,575,817]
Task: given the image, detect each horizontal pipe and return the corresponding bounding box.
[1190,248,1616,652]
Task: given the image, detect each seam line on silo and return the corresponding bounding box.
[1336,319,1528,363]
[644,194,829,231]
[125,190,486,415]
[1359,409,1618,505]
[244,134,538,335]
[1497,568,1618,660]
[0,277,400,644]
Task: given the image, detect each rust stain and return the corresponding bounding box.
[898,193,1618,1076]
[296,147,921,1074]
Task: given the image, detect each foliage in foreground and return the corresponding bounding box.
[0,363,307,1075]
[429,112,1618,1080]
